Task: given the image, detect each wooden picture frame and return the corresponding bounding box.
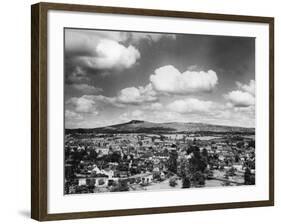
[31,2,274,221]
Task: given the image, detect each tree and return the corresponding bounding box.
[118,179,129,191]
[169,178,177,187]
[110,151,121,163]
[202,148,208,157]
[179,145,207,187]
[72,150,85,164]
[160,135,166,141]
[189,154,207,173]
[187,145,199,155]
[123,154,128,160]
[227,167,236,176]
[111,180,129,192]
[89,149,98,161]
[65,164,75,179]
[182,176,191,188]
[86,178,95,193]
[234,154,240,163]
[237,141,244,148]
[244,167,255,185]
[248,140,255,148]
[168,150,178,174]
[118,162,129,171]
[178,157,189,177]
[201,148,209,164]
[191,171,205,187]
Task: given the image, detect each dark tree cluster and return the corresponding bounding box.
[244,167,255,185]
[181,145,208,188]
[168,150,178,174]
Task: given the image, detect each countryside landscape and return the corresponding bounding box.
[64,29,255,194]
[64,120,255,194]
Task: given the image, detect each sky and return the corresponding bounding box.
[64,28,255,129]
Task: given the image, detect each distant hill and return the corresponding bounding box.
[66,120,255,134]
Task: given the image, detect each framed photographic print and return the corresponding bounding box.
[31,2,274,221]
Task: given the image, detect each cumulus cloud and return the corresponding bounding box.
[224,90,255,107]
[150,65,218,94]
[66,94,125,113]
[225,80,255,108]
[65,110,83,121]
[76,39,140,71]
[66,96,99,113]
[71,83,103,94]
[88,95,123,107]
[143,102,164,111]
[65,29,141,79]
[117,84,158,104]
[65,29,128,55]
[65,29,178,81]
[236,80,255,96]
[65,29,175,54]
[167,98,214,113]
[68,83,158,109]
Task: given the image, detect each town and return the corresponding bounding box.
[64,130,255,194]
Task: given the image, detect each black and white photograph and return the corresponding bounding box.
[64,28,256,195]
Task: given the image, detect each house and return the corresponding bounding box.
[95,177,109,188]
[129,172,153,186]
[233,164,243,172]
[78,178,87,186]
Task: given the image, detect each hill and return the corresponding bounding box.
[66,120,255,134]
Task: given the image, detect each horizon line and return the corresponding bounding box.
[65,119,255,130]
